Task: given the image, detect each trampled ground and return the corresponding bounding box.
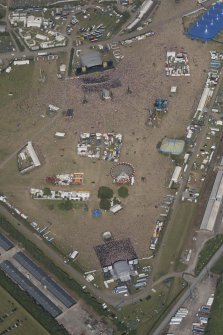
[0,0,212,271]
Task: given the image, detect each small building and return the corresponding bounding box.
[110,204,122,214]
[171,166,182,184]
[60,64,66,72]
[0,25,6,33]
[27,16,43,28]
[160,138,185,156]
[14,60,30,65]
[170,86,177,93]
[69,250,79,260]
[55,132,66,138]
[80,51,102,70]
[102,89,111,100]
[35,34,49,41]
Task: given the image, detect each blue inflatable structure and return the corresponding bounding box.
[187,2,223,42]
[92,208,102,218]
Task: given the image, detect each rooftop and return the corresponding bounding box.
[80,51,102,68]
[160,138,185,156]
[187,3,223,42]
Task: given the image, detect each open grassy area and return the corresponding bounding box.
[76,8,129,38]
[119,277,187,335]
[195,235,223,276]
[0,6,5,19]
[211,255,223,275]
[205,277,223,335]
[0,32,14,53]
[0,285,49,335]
[0,63,34,107]
[0,215,126,333]
[153,202,197,280]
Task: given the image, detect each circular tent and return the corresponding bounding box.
[110,162,135,185]
[102,231,113,242]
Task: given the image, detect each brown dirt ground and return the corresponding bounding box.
[0,0,213,270]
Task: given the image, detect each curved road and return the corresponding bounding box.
[0,204,185,308]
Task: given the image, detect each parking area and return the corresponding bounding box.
[167,274,217,335]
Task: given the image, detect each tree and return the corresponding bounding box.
[118,186,129,198]
[99,198,111,210]
[43,187,51,196]
[58,200,73,211]
[98,186,113,199]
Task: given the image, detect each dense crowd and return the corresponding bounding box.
[95,238,138,268]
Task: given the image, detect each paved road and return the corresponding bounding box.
[153,66,223,278]
[0,204,188,308]
[153,244,223,335]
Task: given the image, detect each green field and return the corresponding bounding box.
[205,278,223,335]
[76,8,129,39]
[211,254,223,274]
[0,286,49,335]
[119,277,187,335]
[0,32,14,53]
[0,64,34,107]
[153,202,196,280]
[0,215,126,334]
[195,235,223,276]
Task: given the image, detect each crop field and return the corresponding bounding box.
[0,0,213,276]
[0,286,49,335]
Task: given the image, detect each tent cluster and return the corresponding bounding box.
[187,3,223,42]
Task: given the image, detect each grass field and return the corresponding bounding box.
[153,202,197,280]
[211,254,223,274]
[205,278,223,335]
[0,32,14,53]
[119,277,187,335]
[0,286,49,335]
[76,8,129,39]
[0,64,34,107]
[195,235,223,276]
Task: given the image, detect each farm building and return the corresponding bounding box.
[95,238,138,282]
[160,138,185,155]
[80,51,102,70]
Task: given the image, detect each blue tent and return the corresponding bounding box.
[92,209,102,218]
[187,2,223,42]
